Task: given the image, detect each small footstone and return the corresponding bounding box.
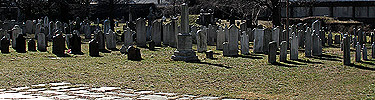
[28,39,36,51]
[127,46,142,61]
[205,50,214,59]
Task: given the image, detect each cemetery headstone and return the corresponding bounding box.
[15,34,26,53]
[148,40,155,50]
[136,18,147,47]
[28,39,36,51]
[70,34,81,54]
[334,35,341,44]
[343,35,350,65]
[162,23,170,45]
[240,31,249,55]
[290,32,298,60]
[151,21,162,46]
[305,27,312,57]
[197,29,207,53]
[1,36,10,53]
[355,42,361,62]
[124,27,133,47]
[106,29,116,50]
[272,27,280,48]
[372,42,375,59]
[95,30,106,51]
[328,32,333,47]
[12,25,22,49]
[268,41,277,64]
[263,28,272,54]
[171,3,199,62]
[254,29,264,53]
[104,19,110,34]
[52,34,65,55]
[216,26,225,50]
[127,46,142,61]
[169,17,178,48]
[363,45,368,60]
[280,41,287,62]
[205,50,214,59]
[89,39,100,57]
[226,25,239,56]
[37,33,47,52]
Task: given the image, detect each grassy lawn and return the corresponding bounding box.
[0,39,374,99]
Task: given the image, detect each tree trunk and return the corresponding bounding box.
[271,0,281,27]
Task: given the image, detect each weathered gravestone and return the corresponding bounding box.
[37,33,47,52]
[95,30,106,51]
[1,36,10,53]
[151,21,162,46]
[207,24,216,46]
[47,21,54,40]
[89,39,100,57]
[268,41,277,64]
[334,35,341,44]
[12,25,22,49]
[84,23,91,39]
[343,35,350,65]
[127,46,142,61]
[191,26,198,44]
[136,18,147,47]
[353,36,357,48]
[65,34,72,49]
[305,27,312,57]
[25,20,33,34]
[240,31,249,55]
[103,19,110,34]
[70,34,81,54]
[280,41,287,62]
[169,17,178,48]
[290,32,298,60]
[253,29,264,53]
[28,39,36,51]
[263,28,272,54]
[162,23,170,45]
[15,34,26,53]
[328,32,333,47]
[197,28,207,53]
[123,27,133,47]
[272,27,280,48]
[363,45,368,60]
[106,29,116,50]
[171,3,199,62]
[355,42,361,62]
[225,25,239,56]
[52,34,65,55]
[216,26,225,50]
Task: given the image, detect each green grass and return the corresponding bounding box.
[0,40,374,99]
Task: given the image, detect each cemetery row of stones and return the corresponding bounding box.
[1,4,375,65]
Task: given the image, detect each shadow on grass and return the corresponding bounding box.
[310,54,342,61]
[109,48,120,51]
[100,49,111,53]
[295,59,323,64]
[231,54,263,59]
[55,54,71,57]
[361,61,375,65]
[348,63,375,71]
[282,60,307,65]
[192,61,231,69]
[71,52,84,55]
[273,62,297,67]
